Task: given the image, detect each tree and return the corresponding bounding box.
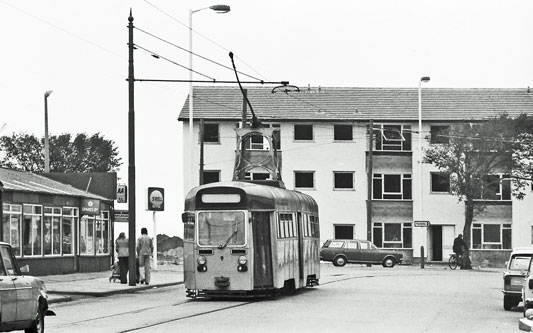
[423,114,518,269]
[0,132,122,172]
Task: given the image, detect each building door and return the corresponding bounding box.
[430,225,443,261]
[334,225,354,239]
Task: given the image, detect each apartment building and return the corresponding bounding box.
[178,86,533,266]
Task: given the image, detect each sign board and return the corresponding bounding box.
[114,210,129,223]
[116,184,127,203]
[147,187,164,211]
[414,220,431,227]
[81,199,101,215]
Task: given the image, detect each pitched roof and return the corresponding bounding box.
[177,86,533,122]
[0,167,111,201]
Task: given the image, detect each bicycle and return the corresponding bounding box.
[448,253,463,270]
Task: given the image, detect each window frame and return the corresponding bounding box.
[294,124,314,141]
[334,124,353,141]
[2,204,22,256]
[202,123,220,143]
[430,172,450,193]
[372,222,413,249]
[202,170,221,184]
[294,171,315,189]
[333,171,355,190]
[374,124,412,151]
[430,125,450,144]
[372,173,412,200]
[472,223,512,250]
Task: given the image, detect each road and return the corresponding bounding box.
[46,264,519,333]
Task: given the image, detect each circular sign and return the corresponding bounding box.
[149,190,164,209]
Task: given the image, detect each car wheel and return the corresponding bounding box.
[25,305,44,333]
[382,257,396,268]
[333,256,346,267]
[504,296,513,311]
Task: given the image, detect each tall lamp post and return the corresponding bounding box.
[44,90,53,173]
[189,4,230,185]
[418,76,430,221]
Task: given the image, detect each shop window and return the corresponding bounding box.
[430,125,450,144]
[62,207,77,255]
[334,172,354,190]
[334,124,353,141]
[43,207,62,255]
[2,204,22,256]
[373,222,412,248]
[373,174,412,200]
[294,124,313,141]
[431,173,450,193]
[472,223,512,249]
[203,170,220,184]
[80,211,110,255]
[202,123,219,143]
[22,204,42,256]
[294,171,315,189]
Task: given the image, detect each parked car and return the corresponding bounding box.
[320,239,403,267]
[503,247,533,311]
[0,241,55,333]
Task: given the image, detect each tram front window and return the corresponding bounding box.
[197,211,246,247]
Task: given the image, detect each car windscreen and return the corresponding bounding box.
[510,255,531,271]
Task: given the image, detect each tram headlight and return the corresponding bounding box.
[238,256,247,265]
[197,255,207,265]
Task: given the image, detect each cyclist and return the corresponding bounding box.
[453,234,467,269]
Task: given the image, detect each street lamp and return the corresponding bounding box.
[44,90,53,173]
[418,76,430,221]
[189,4,230,186]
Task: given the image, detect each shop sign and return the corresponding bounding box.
[81,199,101,215]
[114,210,129,223]
[117,184,127,203]
[147,187,164,211]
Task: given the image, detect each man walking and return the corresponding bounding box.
[137,228,154,285]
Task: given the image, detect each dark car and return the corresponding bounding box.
[320,239,403,267]
[0,241,55,333]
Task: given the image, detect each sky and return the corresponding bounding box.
[1,0,532,238]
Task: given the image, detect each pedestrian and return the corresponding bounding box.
[137,228,154,285]
[115,232,129,284]
[453,234,467,269]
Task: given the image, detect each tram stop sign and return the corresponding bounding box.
[146,187,164,211]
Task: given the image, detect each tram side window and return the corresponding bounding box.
[309,215,319,238]
[278,213,294,239]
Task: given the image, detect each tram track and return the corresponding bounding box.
[49,270,442,332]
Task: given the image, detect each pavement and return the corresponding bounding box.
[41,263,184,304]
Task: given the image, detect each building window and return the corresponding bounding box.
[430,125,450,144]
[373,222,412,248]
[294,171,315,189]
[62,207,77,255]
[2,204,22,256]
[375,124,411,151]
[43,207,62,255]
[334,225,354,239]
[80,211,110,255]
[22,204,42,256]
[475,174,511,201]
[202,123,219,143]
[203,170,220,184]
[334,124,353,141]
[431,172,450,193]
[372,174,412,200]
[294,124,313,141]
[472,223,511,249]
[243,123,281,150]
[245,172,272,181]
[334,172,354,190]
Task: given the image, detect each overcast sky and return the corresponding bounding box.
[1,0,532,237]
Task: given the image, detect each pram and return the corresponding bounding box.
[109,262,120,282]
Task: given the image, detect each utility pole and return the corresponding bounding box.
[127,10,137,286]
[199,119,204,185]
[367,120,374,241]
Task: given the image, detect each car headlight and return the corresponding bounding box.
[197,255,207,265]
[238,256,247,265]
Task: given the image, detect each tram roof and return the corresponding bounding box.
[184,181,318,212]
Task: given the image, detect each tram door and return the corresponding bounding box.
[296,213,304,282]
[252,212,273,288]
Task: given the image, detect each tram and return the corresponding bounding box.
[182,181,320,298]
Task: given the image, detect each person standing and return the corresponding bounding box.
[115,232,129,284]
[137,228,154,285]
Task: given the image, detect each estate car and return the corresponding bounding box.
[503,247,533,311]
[0,241,55,333]
[320,239,404,267]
